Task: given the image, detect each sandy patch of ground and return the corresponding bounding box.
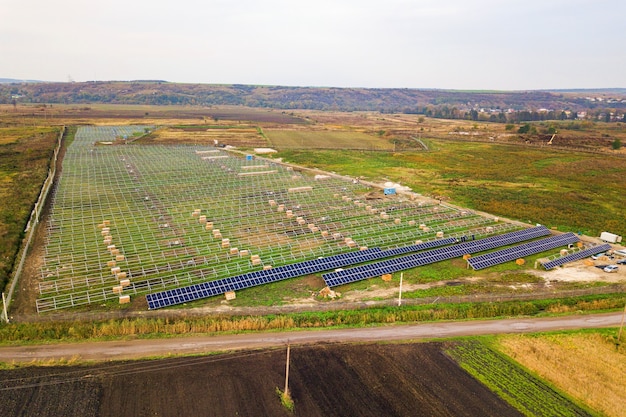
[529,261,626,284]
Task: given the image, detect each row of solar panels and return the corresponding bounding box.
[541,243,612,270]
[322,226,552,287]
[147,226,566,310]
[467,233,580,270]
[146,237,458,309]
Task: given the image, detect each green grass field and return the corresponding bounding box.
[265,129,395,150]
[278,141,626,237]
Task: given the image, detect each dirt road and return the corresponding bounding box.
[0,312,622,363]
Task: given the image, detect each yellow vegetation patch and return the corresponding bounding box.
[498,333,626,417]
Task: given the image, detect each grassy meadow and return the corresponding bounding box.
[278,141,626,237]
[265,128,395,150]
[0,126,60,293]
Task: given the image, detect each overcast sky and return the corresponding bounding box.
[2,0,625,90]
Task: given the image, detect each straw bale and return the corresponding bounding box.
[199,215,207,224]
[97,223,105,229]
[119,295,131,304]
[381,274,392,282]
[394,218,401,224]
[365,205,372,211]
[221,241,230,248]
[436,231,444,238]
[307,223,315,229]
[332,233,342,239]
[486,226,494,233]
[268,200,276,206]
[494,217,499,222]
[310,227,319,232]
[462,254,471,260]
[107,260,116,268]
[103,237,112,245]
[230,247,239,255]
[103,220,111,226]
[347,241,357,248]
[119,279,130,287]
[112,286,123,294]
[205,222,214,230]
[107,244,116,251]
[423,227,430,232]
[212,229,221,235]
[116,254,125,261]
[263,265,273,270]
[321,230,329,237]
[252,258,262,266]
[117,271,127,280]
[111,266,121,275]
[224,291,236,301]
[381,214,389,220]
[408,220,416,226]
[359,246,368,251]
[251,254,260,260]
[277,205,285,212]
[111,249,120,255]
[240,249,250,257]
[333,193,340,198]
[515,258,525,265]
[297,219,306,225]
[419,224,427,229]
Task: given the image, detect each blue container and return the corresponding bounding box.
[246,155,254,161]
[384,188,396,195]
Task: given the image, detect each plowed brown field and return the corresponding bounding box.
[0,342,523,417]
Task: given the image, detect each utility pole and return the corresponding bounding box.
[284,342,291,397]
[398,273,403,306]
[2,292,8,323]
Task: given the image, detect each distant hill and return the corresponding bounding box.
[0,78,44,84]
[1,80,625,113]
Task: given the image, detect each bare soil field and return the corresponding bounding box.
[0,342,524,417]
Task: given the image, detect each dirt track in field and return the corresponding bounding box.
[0,342,525,417]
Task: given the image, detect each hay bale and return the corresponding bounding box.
[112,286,123,294]
[107,244,116,252]
[198,215,207,224]
[381,274,392,282]
[119,295,130,304]
[111,249,120,255]
[486,226,494,233]
[117,271,127,279]
[516,258,525,265]
[107,260,116,268]
[225,291,236,301]
[436,231,444,238]
[268,200,276,206]
[252,258,262,266]
[321,230,329,237]
[408,220,416,226]
[205,222,214,230]
[310,226,319,232]
[103,220,111,226]
[230,247,239,255]
[119,279,130,287]
[111,266,121,275]
[116,254,125,261]
[359,246,368,251]
[415,240,423,245]
[263,265,273,270]
[394,218,401,224]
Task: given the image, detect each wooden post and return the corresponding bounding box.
[2,292,8,323]
[398,273,403,307]
[284,342,291,397]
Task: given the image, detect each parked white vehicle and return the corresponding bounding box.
[603,265,619,273]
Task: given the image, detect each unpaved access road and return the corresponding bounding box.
[0,312,622,363]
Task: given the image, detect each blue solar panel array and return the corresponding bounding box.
[541,243,612,270]
[146,248,386,309]
[467,233,580,270]
[146,235,463,309]
[322,226,551,287]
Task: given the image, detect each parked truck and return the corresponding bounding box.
[600,231,622,243]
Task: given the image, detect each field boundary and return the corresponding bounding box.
[1,126,65,323]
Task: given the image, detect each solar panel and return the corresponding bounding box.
[467,233,580,270]
[322,226,551,287]
[541,243,611,270]
[147,247,386,309]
